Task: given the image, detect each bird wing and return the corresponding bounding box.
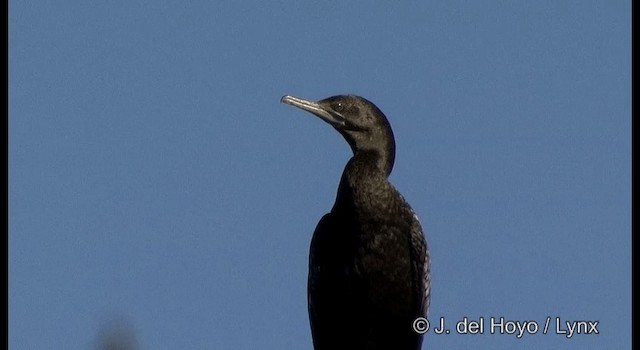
[307,212,335,340]
[410,213,431,317]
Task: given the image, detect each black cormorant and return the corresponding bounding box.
[281,94,430,350]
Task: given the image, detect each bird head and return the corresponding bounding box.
[281,94,396,175]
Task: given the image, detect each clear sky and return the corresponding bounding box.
[9,1,630,349]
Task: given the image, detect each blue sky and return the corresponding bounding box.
[9,1,630,349]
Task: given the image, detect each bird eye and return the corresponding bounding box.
[335,103,344,112]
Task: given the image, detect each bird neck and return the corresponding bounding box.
[350,148,394,178]
[332,151,392,214]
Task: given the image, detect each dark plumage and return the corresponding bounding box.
[281,94,430,350]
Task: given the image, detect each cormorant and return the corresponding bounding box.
[281,94,430,350]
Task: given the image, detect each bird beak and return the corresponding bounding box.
[281,95,345,127]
